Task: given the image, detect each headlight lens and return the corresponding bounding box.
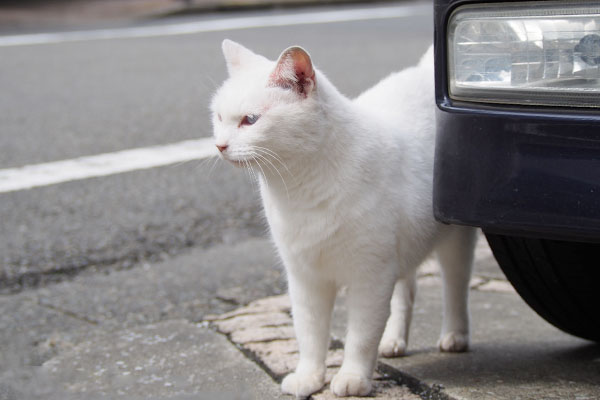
[448,2,600,107]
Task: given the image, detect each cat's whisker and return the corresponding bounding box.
[252,153,277,184]
[243,158,255,182]
[206,155,221,178]
[246,157,264,195]
[252,146,283,164]
[253,147,295,186]
[260,150,297,192]
[242,159,257,194]
[254,153,277,178]
[195,155,214,173]
[253,146,293,177]
[250,162,260,186]
[239,149,256,180]
[169,159,195,169]
[196,154,213,167]
[203,76,220,91]
[250,154,271,194]
[252,150,290,201]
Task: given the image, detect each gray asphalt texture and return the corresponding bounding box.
[0,4,432,292]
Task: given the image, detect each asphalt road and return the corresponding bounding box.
[0,2,433,292]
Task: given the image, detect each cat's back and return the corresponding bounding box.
[349,46,437,213]
[354,46,434,123]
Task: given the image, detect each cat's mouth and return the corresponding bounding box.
[224,156,257,168]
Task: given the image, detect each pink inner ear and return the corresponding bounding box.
[269,48,316,95]
[292,53,313,80]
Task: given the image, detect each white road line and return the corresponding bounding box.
[0,3,430,47]
[0,3,431,193]
[0,138,217,193]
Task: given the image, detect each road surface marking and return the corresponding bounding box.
[0,2,430,193]
[0,138,217,193]
[0,3,430,47]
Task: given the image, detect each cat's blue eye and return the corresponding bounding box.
[240,114,260,126]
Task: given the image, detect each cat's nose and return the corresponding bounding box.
[216,144,228,153]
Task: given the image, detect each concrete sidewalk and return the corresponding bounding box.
[1,234,598,399]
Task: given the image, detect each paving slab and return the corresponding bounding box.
[32,237,284,330]
[372,287,600,400]
[1,319,281,400]
[0,238,285,399]
[40,320,281,400]
[0,293,95,376]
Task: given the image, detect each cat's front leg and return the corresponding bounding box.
[282,272,336,398]
[331,275,396,397]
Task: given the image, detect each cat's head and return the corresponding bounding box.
[211,40,323,167]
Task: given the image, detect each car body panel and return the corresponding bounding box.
[433,0,600,241]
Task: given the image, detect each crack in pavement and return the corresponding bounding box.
[375,362,454,400]
[36,299,99,326]
[1,204,266,294]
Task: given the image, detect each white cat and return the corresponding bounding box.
[211,40,477,398]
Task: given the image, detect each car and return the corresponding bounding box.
[432,0,600,341]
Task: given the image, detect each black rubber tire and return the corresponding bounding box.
[484,233,600,342]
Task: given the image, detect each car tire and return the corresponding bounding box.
[484,233,600,342]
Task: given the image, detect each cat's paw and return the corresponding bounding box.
[378,337,407,358]
[281,371,325,398]
[438,331,469,353]
[330,371,372,397]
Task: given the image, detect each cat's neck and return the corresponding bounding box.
[259,74,371,208]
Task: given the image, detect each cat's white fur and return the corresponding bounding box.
[211,40,477,398]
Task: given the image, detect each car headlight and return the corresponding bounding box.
[448,1,600,107]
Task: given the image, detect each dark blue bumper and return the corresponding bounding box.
[433,0,600,241]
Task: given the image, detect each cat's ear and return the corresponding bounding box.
[222,39,261,76]
[269,46,316,96]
